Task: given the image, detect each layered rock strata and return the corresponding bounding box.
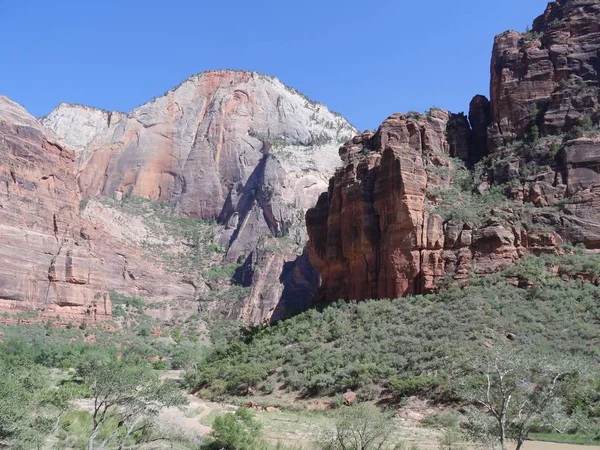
[307,0,600,302]
[38,70,356,323]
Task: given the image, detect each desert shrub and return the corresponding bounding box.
[320,405,395,450]
[109,290,146,314]
[389,375,440,398]
[202,285,250,303]
[204,263,242,282]
[421,411,461,429]
[191,253,600,406]
[98,195,223,277]
[203,407,266,450]
[431,183,511,226]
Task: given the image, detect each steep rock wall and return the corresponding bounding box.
[306,0,600,303]
[41,70,357,323]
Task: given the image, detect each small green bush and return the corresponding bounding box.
[109,290,146,313]
[204,407,266,450]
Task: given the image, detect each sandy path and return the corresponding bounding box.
[515,443,600,450]
[158,395,600,450]
[157,373,600,450]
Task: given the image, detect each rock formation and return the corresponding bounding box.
[488,0,600,148]
[306,0,600,303]
[0,96,111,320]
[7,0,600,319]
[0,96,199,322]
[2,70,356,324]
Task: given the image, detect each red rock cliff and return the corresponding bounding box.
[306,0,600,303]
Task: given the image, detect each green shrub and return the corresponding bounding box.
[203,263,241,282]
[431,183,511,226]
[109,290,146,313]
[98,195,223,278]
[421,411,461,429]
[137,323,152,337]
[204,407,266,450]
[153,360,169,370]
[389,375,440,397]
[191,253,600,403]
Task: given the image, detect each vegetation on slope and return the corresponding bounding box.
[183,252,600,439]
[94,195,224,277]
[0,250,599,448]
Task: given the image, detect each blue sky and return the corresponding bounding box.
[1,0,548,130]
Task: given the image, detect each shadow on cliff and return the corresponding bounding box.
[271,251,320,323]
[233,248,320,324]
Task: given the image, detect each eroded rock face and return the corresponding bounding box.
[41,70,356,323]
[306,0,600,303]
[41,104,125,157]
[0,97,202,322]
[489,0,600,149]
[0,96,111,320]
[307,110,477,301]
[487,0,600,250]
[306,109,568,302]
[44,70,354,222]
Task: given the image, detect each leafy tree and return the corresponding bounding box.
[321,405,394,450]
[0,358,77,449]
[437,427,466,450]
[457,347,587,450]
[78,359,187,450]
[205,407,266,450]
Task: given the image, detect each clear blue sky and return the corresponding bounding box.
[1,0,549,131]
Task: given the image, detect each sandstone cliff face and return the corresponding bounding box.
[0,96,111,320]
[489,0,600,149]
[0,96,199,322]
[41,70,356,323]
[306,0,600,303]
[305,109,542,301]
[44,70,354,221]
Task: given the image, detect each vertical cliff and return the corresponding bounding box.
[0,96,111,320]
[39,70,357,323]
[306,0,600,303]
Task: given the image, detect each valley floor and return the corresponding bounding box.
[157,373,600,450]
[159,394,600,450]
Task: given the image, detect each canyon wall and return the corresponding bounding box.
[1,70,356,324]
[306,0,600,302]
[0,96,110,320]
[0,96,199,322]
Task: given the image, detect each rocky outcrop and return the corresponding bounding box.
[40,70,356,323]
[307,110,474,301]
[488,0,600,149]
[306,107,568,302]
[486,0,600,251]
[0,96,111,320]
[306,0,600,303]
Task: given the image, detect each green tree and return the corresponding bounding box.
[0,358,77,449]
[457,347,587,450]
[206,407,265,450]
[321,404,394,450]
[437,427,466,450]
[78,359,187,450]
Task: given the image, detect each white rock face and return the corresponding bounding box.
[41,104,125,156]
[42,70,358,323]
[44,70,356,223]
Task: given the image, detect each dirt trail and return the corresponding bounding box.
[514,443,600,450]
[159,394,600,450]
